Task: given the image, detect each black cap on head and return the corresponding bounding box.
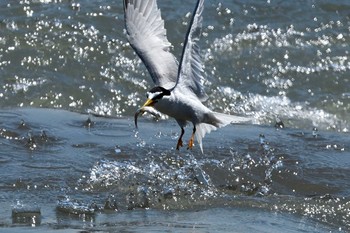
[147,86,171,101]
[149,86,171,96]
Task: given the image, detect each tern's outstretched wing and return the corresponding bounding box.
[173,0,208,102]
[123,0,178,88]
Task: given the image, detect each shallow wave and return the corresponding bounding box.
[0,108,348,231]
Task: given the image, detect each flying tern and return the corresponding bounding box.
[123,0,250,153]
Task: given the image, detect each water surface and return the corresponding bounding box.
[0,0,349,232]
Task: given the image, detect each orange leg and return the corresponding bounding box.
[187,126,196,150]
[176,127,185,150]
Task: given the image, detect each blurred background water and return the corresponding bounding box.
[0,0,349,232]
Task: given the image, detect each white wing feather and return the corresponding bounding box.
[124,0,178,88]
[173,0,208,102]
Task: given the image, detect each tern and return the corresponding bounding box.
[124,0,250,153]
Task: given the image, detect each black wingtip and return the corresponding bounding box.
[175,0,204,88]
[123,0,129,12]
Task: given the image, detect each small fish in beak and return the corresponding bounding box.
[134,106,161,129]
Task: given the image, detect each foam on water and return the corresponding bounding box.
[86,154,219,210]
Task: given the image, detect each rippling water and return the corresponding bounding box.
[0,0,349,232]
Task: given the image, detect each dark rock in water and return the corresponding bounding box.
[40,130,48,142]
[18,119,31,130]
[83,116,94,128]
[12,207,41,226]
[274,117,284,129]
[25,131,37,150]
[56,199,95,215]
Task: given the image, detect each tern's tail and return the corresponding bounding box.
[195,112,251,153]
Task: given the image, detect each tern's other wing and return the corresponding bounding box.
[173,0,208,102]
[123,0,178,88]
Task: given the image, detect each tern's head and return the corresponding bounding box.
[142,86,171,107]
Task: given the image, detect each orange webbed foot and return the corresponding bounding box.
[187,135,195,150]
[187,126,196,150]
[176,139,183,150]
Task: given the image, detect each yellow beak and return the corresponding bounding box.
[142,98,155,107]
